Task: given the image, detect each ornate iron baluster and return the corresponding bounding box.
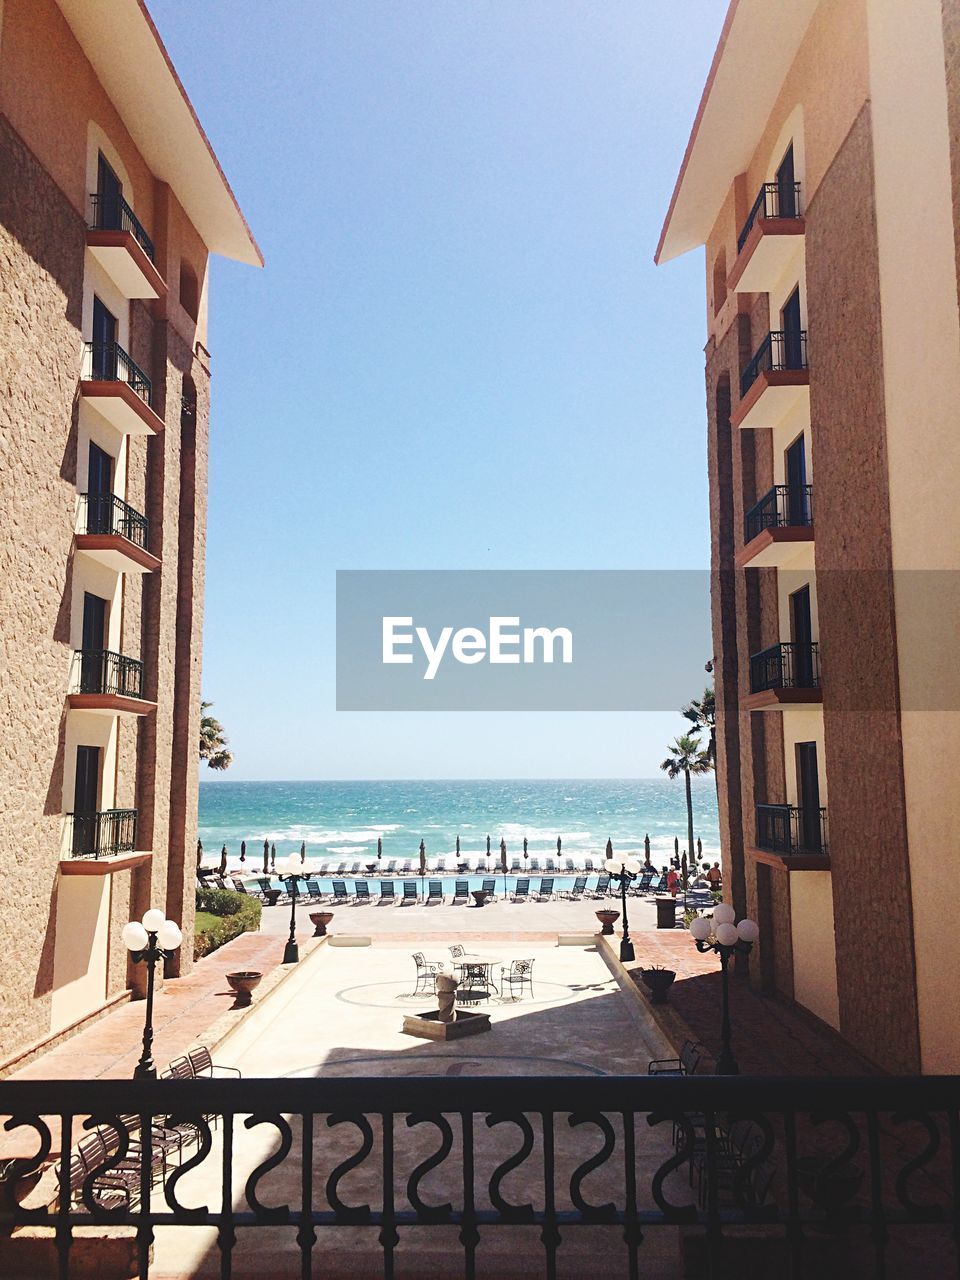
[405,1112,454,1221]
[379,1111,397,1280]
[866,1110,889,1277]
[541,1110,560,1280]
[460,1110,479,1280]
[622,1110,641,1280]
[567,1112,617,1221]
[299,1112,316,1280]
[325,1113,373,1223]
[486,1113,535,1222]
[219,1110,235,1280]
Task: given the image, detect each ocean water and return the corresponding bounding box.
[198,778,720,870]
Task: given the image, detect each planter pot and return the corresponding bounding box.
[226,971,262,1008]
[263,889,282,908]
[471,890,489,908]
[310,911,334,937]
[595,909,620,936]
[640,968,676,1005]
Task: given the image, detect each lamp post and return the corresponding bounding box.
[604,851,641,962]
[123,909,183,1079]
[688,904,759,1074]
[281,853,301,964]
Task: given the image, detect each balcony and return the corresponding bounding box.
[728,182,804,294]
[732,330,809,430]
[745,642,821,710]
[66,808,137,859]
[754,803,828,868]
[737,484,814,569]
[74,493,161,574]
[86,194,166,300]
[67,649,156,716]
[80,341,164,437]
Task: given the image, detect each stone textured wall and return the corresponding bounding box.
[0,115,86,1056]
[942,0,960,311]
[805,103,919,1073]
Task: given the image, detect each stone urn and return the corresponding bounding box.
[471,890,489,908]
[436,973,459,1023]
[226,971,262,1008]
[640,966,676,1005]
[310,911,334,937]
[595,908,620,936]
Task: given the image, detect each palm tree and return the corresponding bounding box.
[681,686,716,770]
[199,700,234,771]
[660,734,713,870]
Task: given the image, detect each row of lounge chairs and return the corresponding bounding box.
[66,1046,239,1211]
[201,853,691,878]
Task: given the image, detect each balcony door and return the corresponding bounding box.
[795,742,822,853]
[97,151,123,226]
[776,144,796,218]
[785,434,808,526]
[91,296,117,380]
[81,592,108,692]
[789,584,814,687]
[781,287,803,370]
[72,745,101,853]
[87,443,114,534]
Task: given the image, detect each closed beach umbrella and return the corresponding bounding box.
[240,840,246,864]
[456,835,460,855]
[301,840,306,865]
[486,834,491,857]
[557,836,562,855]
[674,837,680,858]
[605,838,613,862]
[263,838,269,873]
[419,839,426,877]
[697,837,702,861]
[196,839,203,870]
[377,836,382,863]
[523,836,528,861]
[681,851,688,888]
[271,842,276,870]
[500,837,507,874]
[219,844,228,875]
[644,833,651,862]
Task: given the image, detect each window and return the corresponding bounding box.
[179,261,199,321]
[712,248,727,317]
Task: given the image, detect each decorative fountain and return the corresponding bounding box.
[402,973,491,1041]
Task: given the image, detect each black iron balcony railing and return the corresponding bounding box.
[1,1074,957,1278]
[89,192,156,262]
[750,642,820,694]
[67,808,137,858]
[75,649,145,699]
[756,802,827,856]
[80,492,150,550]
[737,181,803,252]
[84,341,152,405]
[744,483,813,543]
[740,329,808,400]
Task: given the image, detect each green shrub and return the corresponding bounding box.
[193,888,261,961]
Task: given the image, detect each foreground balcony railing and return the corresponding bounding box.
[75,649,145,699]
[737,181,803,252]
[756,802,827,857]
[89,193,156,261]
[67,808,137,858]
[80,493,150,550]
[0,1074,956,1279]
[740,329,808,400]
[84,341,152,405]
[749,642,820,694]
[744,484,813,543]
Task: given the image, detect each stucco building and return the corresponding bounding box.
[657,0,960,1073]
[0,0,260,1069]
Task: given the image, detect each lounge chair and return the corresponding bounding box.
[231,878,264,900]
[481,877,498,901]
[535,877,555,901]
[544,858,556,872]
[386,859,397,873]
[530,857,540,872]
[452,879,470,904]
[561,875,587,900]
[426,879,444,905]
[511,878,530,903]
[316,862,329,876]
[334,861,347,874]
[584,858,594,872]
[400,880,419,905]
[379,880,396,904]
[510,857,521,871]
[331,880,351,905]
[632,871,654,895]
[401,860,413,874]
[590,873,611,898]
[348,861,361,875]
[564,858,576,873]
[303,878,326,903]
[257,876,290,903]
[354,880,372,904]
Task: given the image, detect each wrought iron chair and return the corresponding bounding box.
[411,952,445,996]
[500,958,535,1001]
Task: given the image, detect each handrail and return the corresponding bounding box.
[737,180,802,252]
[84,341,152,405]
[740,329,807,399]
[80,492,150,550]
[89,192,156,261]
[749,641,820,693]
[74,649,145,699]
[756,802,827,856]
[744,484,813,542]
[66,808,137,858]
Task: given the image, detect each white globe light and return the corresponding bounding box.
[157,920,182,951]
[123,921,148,952]
[142,908,165,932]
[285,853,300,874]
[737,918,760,944]
[689,916,712,941]
[716,922,739,947]
[604,858,618,873]
[624,857,641,875]
[713,903,735,926]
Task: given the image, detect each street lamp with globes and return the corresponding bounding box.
[122,909,183,1080]
[688,904,759,1074]
[604,850,642,962]
[281,852,302,965]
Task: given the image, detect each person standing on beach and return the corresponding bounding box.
[706,861,722,890]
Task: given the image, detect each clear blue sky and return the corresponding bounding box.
[152,1,724,779]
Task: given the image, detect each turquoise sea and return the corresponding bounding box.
[198,778,720,870]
